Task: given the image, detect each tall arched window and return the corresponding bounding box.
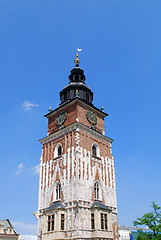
[92,145,97,156]
[58,145,62,156]
[92,143,100,157]
[94,182,99,200]
[54,143,62,158]
[56,183,61,200]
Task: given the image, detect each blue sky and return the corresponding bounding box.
[0,0,161,236]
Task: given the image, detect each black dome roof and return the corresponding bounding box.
[69,67,85,83]
[60,66,93,105]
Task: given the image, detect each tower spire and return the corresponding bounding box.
[59,48,94,104]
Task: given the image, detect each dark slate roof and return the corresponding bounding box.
[44,201,65,213]
[91,201,112,211]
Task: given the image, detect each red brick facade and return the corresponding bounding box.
[47,99,105,136]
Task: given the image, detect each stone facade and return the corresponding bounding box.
[118,226,130,240]
[0,219,19,240]
[37,57,119,240]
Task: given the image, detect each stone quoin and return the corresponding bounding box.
[36,52,119,240]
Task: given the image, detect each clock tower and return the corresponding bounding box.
[37,53,119,240]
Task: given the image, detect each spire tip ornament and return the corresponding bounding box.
[74,52,80,67]
[74,47,82,67]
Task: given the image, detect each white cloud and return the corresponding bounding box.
[16,163,40,176]
[31,164,40,175]
[16,163,24,175]
[19,235,37,240]
[23,101,39,111]
[12,221,37,235]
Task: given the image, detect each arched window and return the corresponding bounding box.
[94,182,99,200]
[92,143,100,157]
[58,145,62,156]
[56,183,61,200]
[92,145,97,156]
[54,143,63,158]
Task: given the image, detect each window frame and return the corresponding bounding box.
[56,182,61,200]
[61,214,65,230]
[91,143,100,158]
[92,145,97,156]
[54,143,63,159]
[100,213,108,230]
[91,213,95,230]
[47,214,55,232]
[94,181,99,200]
[58,145,62,156]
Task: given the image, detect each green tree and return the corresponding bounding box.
[133,202,161,240]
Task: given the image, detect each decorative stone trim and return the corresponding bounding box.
[40,122,113,145]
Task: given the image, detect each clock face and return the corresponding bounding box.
[55,110,67,126]
[86,110,97,125]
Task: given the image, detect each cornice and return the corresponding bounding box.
[40,122,113,145]
[78,122,113,143]
[44,98,108,118]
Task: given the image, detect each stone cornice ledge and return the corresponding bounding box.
[40,122,113,145]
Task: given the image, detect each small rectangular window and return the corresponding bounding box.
[51,215,54,231]
[61,214,65,230]
[91,213,95,229]
[48,216,50,231]
[105,214,108,229]
[101,213,104,229]
[47,214,54,232]
[101,213,108,230]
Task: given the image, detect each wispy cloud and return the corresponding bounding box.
[12,221,37,235]
[19,235,37,240]
[23,101,39,111]
[16,163,39,176]
[16,163,24,175]
[31,164,40,175]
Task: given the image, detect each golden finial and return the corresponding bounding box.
[74,52,80,67]
[74,47,82,67]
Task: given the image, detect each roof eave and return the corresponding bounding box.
[44,98,108,118]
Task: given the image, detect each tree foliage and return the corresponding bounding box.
[133,202,161,240]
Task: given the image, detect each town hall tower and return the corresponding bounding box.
[37,53,119,240]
